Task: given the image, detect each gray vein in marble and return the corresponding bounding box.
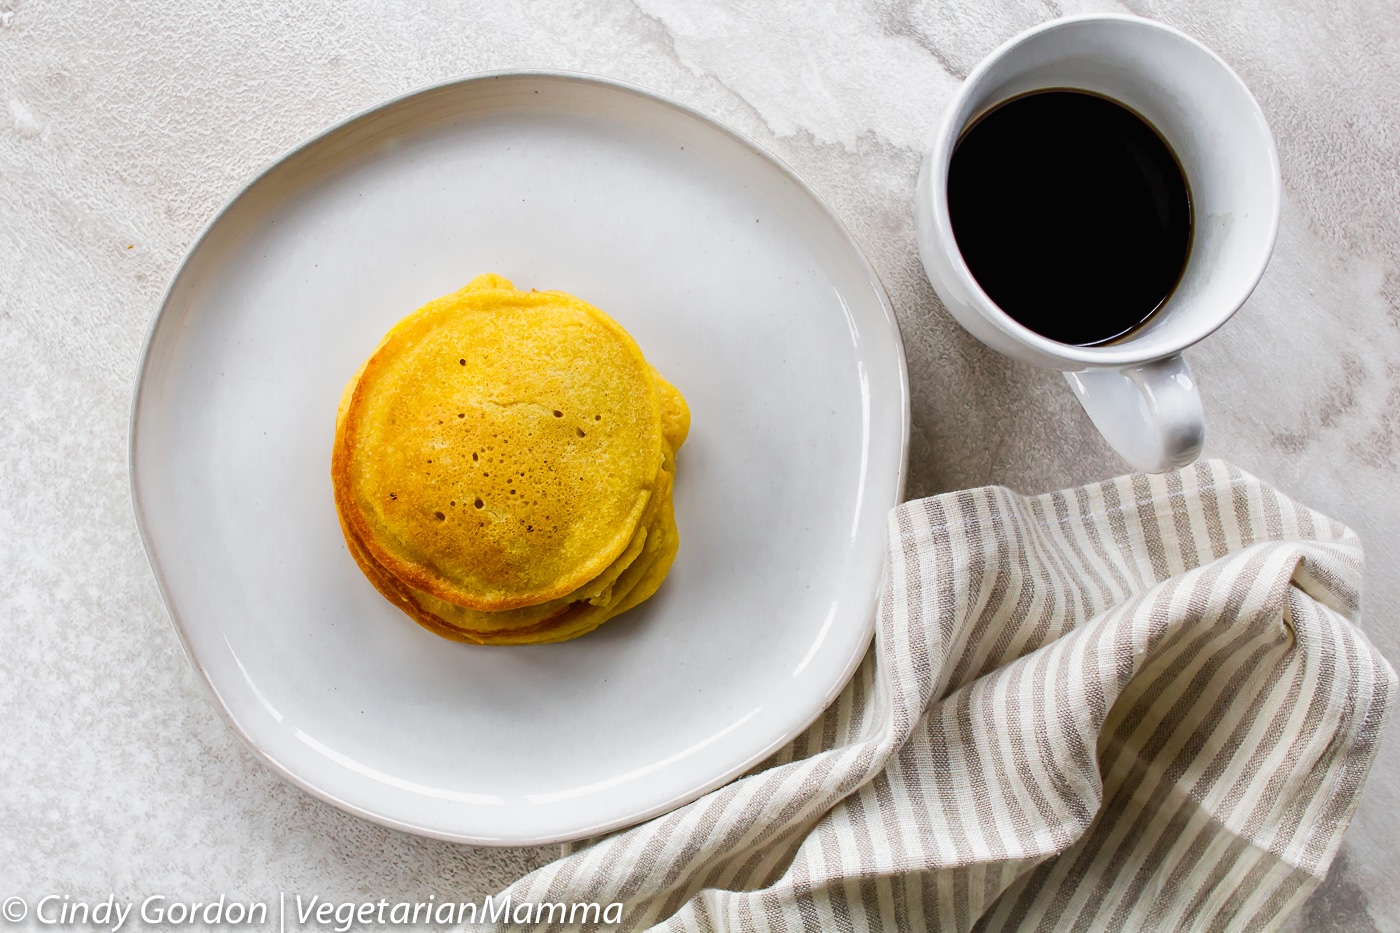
[869,0,970,81]
[622,0,786,146]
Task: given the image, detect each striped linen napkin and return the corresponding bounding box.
[474,459,1394,932]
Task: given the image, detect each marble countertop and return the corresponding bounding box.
[2,0,1396,928]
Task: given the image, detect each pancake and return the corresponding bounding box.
[335,274,666,611]
[333,274,687,644]
[337,463,678,645]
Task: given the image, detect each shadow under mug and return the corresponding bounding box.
[915,14,1281,473]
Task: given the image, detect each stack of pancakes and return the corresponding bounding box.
[332,274,687,645]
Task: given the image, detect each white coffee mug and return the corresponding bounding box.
[915,14,1281,473]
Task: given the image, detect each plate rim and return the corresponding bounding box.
[128,69,911,845]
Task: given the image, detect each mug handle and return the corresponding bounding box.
[1063,354,1205,473]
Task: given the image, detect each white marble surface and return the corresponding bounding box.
[1,0,1396,928]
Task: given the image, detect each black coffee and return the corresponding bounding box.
[947,89,1192,346]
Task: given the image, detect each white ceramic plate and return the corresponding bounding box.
[131,73,908,845]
